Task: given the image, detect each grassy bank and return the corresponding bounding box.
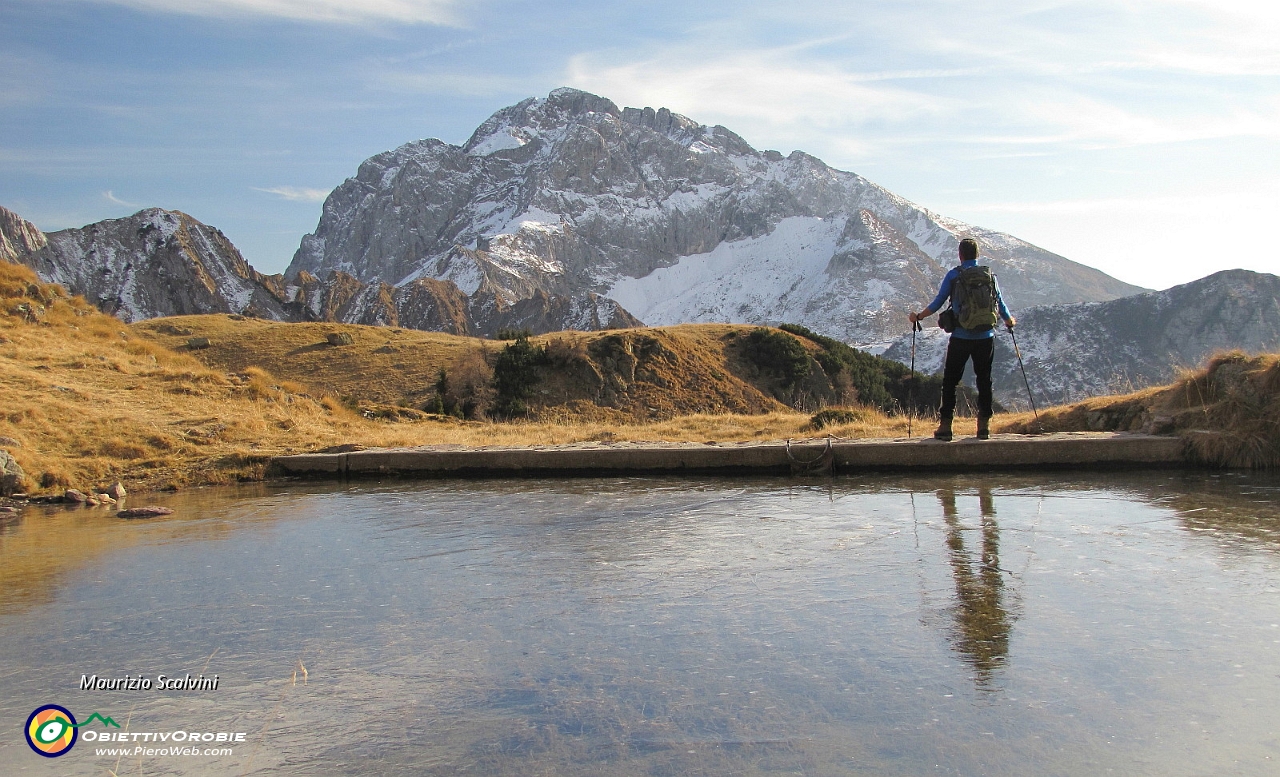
[998,351,1280,468]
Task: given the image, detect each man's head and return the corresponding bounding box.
[958,238,980,262]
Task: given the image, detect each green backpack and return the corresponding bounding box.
[951,265,999,331]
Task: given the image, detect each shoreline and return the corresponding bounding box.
[270,432,1185,481]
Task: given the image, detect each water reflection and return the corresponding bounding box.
[938,485,1013,689]
[1,473,1279,776]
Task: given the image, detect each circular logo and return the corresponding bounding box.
[25,705,77,758]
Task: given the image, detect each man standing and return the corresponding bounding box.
[908,238,1015,441]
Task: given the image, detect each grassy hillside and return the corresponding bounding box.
[130,317,958,420]
[1,261,925,494]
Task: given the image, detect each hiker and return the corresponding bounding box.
[908,238,1015,441]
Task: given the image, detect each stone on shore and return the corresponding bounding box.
[118,506,174,519]
[0,450,24,496]
[106,481,127,499]
[64,488,88,503]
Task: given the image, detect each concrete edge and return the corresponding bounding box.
[268,433,1188,480]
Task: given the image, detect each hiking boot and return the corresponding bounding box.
[934,415,953,442]
[977,415,991,440]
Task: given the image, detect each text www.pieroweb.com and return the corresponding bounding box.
[85,730,244,758]
[95,745,234,757]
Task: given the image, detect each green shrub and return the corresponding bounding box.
[779,323,985,416]
[490,334,546,418]
[808,408,868,430]
[495,327,534,341]
[742,328,811,388]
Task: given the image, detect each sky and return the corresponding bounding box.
[1,0,1276,290]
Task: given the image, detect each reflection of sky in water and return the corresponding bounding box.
[1,471,1278,775]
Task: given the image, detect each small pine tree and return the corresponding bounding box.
[491,334,546,418]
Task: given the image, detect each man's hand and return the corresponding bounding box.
[1005,316,1017,330]
[909,310,927,323]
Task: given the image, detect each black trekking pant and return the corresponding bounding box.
[940,336,994,419]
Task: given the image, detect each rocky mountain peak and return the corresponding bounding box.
[21,207,293,323]
[288,87,1146,347]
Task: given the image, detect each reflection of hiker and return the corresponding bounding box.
[938,485,1011,687]
[908,238,1015,441]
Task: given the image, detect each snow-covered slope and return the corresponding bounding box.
[881,269,1280,408]
[290,87,1146,347]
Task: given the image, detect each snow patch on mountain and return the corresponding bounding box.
[609,216,845,325]
[468,130,527,156]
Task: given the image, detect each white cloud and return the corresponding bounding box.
[253,186,330,202]
[993,93,1280,149]
[565,46,954,161]
[102,190,138,207]
[71,0,460,25]
[568,50,949,128]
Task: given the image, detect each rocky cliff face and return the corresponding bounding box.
[289,87,1145,348]
[0,206,48,263]
[881,269,1280,409]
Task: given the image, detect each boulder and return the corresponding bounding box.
[64,488,88,503]
[118,506,174,519]
[187,337,211,349]
[0,450,24,496]
[326,332,354,346]
[106,481,127,499]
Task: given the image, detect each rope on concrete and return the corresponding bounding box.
[786,436,834,475]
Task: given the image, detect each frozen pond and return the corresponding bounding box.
[2,471,1279,775]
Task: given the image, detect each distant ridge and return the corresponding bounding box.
[882,269,1280,407]
[0,205,638,336]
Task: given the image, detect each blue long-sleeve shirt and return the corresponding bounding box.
[927,259,1013,340]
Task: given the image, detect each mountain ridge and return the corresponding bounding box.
[0,205,640,335]
[882,268,1280,407]
[288,87,1145,347]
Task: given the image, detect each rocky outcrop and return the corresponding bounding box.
[0,206,46,263]
[289,87,1146,348]
[881,269,1280,408]
[0,449,25,496]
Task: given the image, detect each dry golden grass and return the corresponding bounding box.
[998,350,1280,468]
[0,262,919,494]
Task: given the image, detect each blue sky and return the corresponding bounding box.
[1,0,1276,289]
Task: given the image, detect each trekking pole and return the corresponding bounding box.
[908,319,922,437]
[1007,324,1040,428]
